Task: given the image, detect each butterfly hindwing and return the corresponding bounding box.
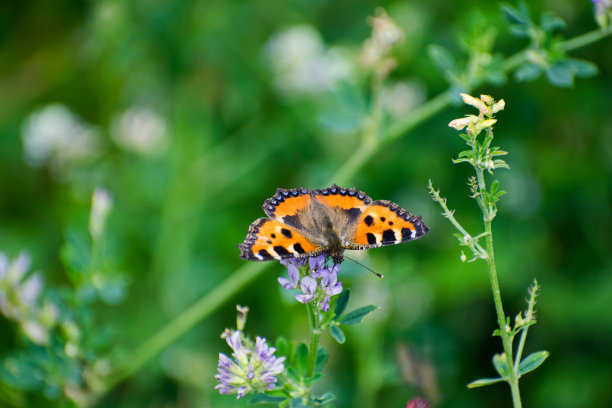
[239,218,322,261]
[348,200,430,249]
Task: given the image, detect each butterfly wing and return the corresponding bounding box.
[263,187,312,230]
[239,218,323,261]
[346,200,430,249]
[311,184,372,209]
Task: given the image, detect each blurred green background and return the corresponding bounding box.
[1,0,611,407]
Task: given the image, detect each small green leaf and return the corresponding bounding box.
[428,45,457,77]
[490,180,499,195]
[514,62,542,82]
[493,159,510,169]
[493,353,510,378]
[315,348,329,372]
[334,289,350,319]
[296,343,308,376]
[518,350,550,376]
[287,367,300,382]
[567,59,598,78]
[509,25,531,38]
[547,61,574,88]
[249,394,288,404]
[540,12,566,32]
[467,377,505,388]
[330,326,345,344]
[275,337,289,358]
[313,392,336,404]
[305,372,322,384]
[340,305,377,325]
[290,397,308,408]
[501,3,531,25]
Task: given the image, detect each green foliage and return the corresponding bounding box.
[0,0,611,407]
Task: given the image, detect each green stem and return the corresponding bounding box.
[483,216,521,408]
[514,280,538,370]
[96,262,268,395]
[559,27,612,52]
[305,301,321,380]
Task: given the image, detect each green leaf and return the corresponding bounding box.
[493,159,510,169]
[490,180,499,195]
[296,343,309,376]
[305,372,322,384]
[567,59,598,78]
[514,62,542,82]
[493,353,510,378]
[275,337,289,358]
[501,3,531,25]
[547,61,574,87]
[540,12,566,32]
[313,392,336,404]
[486,68,508,86]
[518,351,550,376]
[290,397,308,408]
[287,367,301,382]
[467,377,505,388]
[334,289,350,319]
[428,45,457,77]
[340,305,377,325]
[330,326,345,344]
[0,354,45,390]
[249,394,288,404]
[315,348,329,372]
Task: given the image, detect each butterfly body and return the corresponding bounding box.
[239,184,429,264]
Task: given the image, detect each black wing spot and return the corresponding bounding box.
[274,246,291,257]
[271,233,276,238]
[258,249,274,260]
[382,229,396,244]
[281,228,292,238]
[401,228,413,241]
[380,217,386,222]
[389,221,394,226]
[293,243,306,254]
[364,215,374,226]
[366,233,377,245]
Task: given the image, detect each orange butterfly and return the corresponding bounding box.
[239,185,429,264]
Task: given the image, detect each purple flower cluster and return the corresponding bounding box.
[215,330,285,399]
[278,254,343,311]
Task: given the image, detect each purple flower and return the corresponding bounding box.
[295,276,317,303]
[592,0,612,27]
[320,263,342,297]
[308,254,327,273]
[278,264,300,290]
[215,330,285,399]
[280,257,307,268]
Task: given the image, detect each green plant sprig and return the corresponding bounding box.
[430,94,548,408]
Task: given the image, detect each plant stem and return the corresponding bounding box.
[305,301,320,380]
[483,216,521,408]
[96,261,268,395]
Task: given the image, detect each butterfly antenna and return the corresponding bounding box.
[345,256,384,278]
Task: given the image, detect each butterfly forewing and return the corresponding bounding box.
[263,188,311,229]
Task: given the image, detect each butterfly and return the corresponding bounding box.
[239,184,429,264]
